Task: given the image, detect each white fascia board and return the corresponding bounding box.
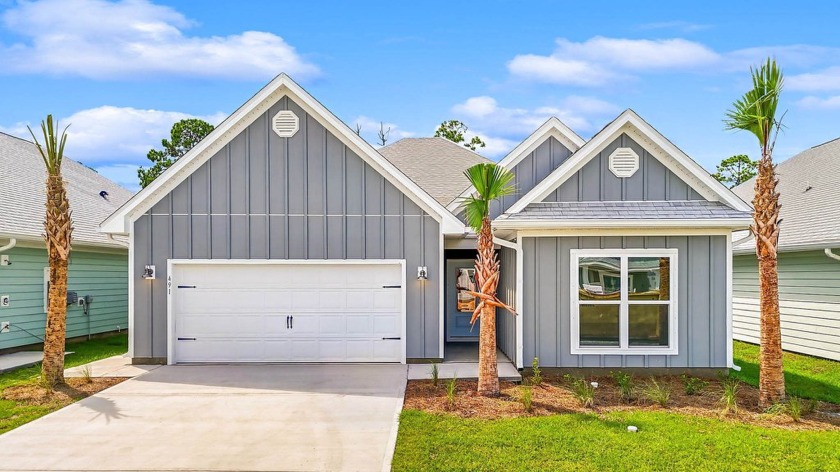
[100,74,465,236]
[493,217,753,231]
[445,117,585,213]
[733,238,840,255]
[505,110,753,214]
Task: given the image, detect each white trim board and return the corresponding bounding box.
[494,218,752,231]
[505,110,752,215]
[446,117,585,213]
[101,74,465,236]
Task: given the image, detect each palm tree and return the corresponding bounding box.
[29,116,73,387]
[461,163,516,396]
[724,58,785,407]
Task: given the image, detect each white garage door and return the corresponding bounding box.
[169,261,404,364]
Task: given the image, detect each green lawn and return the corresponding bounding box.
[394,410,840,472]
[0,333,128,433]
[394,342,840,471]
[732,341,840,404]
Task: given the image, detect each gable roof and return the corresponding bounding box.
[506,109,752,215]
[732,137,840,253]
[0,132,132,248]
[379,137,491,206]
[446,117,585,213]
[100,74,466,236]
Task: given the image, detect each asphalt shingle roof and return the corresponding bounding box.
[502,200,751,221]
[0,132,133,247]
[379,137,491,206]
[732,137,840,252]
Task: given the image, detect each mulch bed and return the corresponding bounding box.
[404,374,840,431]
[3,377,125,406]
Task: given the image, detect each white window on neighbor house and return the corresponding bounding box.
[570,249,678,355]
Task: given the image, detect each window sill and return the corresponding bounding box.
[571,347,679,356]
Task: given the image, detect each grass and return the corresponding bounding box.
[732,341,840,404]
[0,333,127,434]
[393,410,840,471]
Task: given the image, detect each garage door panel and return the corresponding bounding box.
[171,262,404,363]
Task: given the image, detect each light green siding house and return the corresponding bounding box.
[0,132,132,351]
[732,138,840,361]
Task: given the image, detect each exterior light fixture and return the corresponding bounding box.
[142,265,156,280]
[417,266,428,280]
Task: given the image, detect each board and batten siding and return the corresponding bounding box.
[544,133,704,203]
[521,235,728,368]
[0,246,128,350]
[496,246,517,363]
[133,95,441,362]
[489,136,572,219]
[733,251,840,361]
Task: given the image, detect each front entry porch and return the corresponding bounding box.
[408,342,521,381]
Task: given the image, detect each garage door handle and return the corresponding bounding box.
[382,285,401,288]
[177,285,196,289]
[177,337,196,341]
[382,337,401,340]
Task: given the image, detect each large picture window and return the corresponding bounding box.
[570,249,678,355]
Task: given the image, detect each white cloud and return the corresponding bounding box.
[450,95,619,158]
[508,37,719,85]
[0,0,319,80]
[789,67,840,91]
[1,105,226,165]
[350,116,415,147]
[796,95,840,109]
[508,36,840,87]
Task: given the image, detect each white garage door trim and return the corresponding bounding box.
[166,259,407,365]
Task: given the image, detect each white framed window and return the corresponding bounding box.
[570,248,678,355]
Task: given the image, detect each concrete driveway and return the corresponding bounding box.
[0,364,407,472]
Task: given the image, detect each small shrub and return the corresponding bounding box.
[787,396,803,422]
[445,376,457,411]
[803,398,819,415]
[80,364,94,384]
[564,375,595,408]
[530,357,542,386]
[430,363,439,387]
[719,377,739,414]
[642,378,671,407]
[611,371,634,402]
[521,385,533,412]
[682,374,708,396]
[763,402,787,417]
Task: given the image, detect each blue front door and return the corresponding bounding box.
[446,258,480,341]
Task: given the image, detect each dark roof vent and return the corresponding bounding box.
[99,190,109,200]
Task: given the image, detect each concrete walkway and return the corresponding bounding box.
[65,355,161,378]
[0,364,407,472]
[0,351,73,373]
[408,360,521,381]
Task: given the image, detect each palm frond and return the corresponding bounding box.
[460,163,515,232]
[28,115,68,175]
[723,58,784,150]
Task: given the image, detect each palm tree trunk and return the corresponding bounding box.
[476,216,499,396]
[753,154,784,407]
[42,174,72,386]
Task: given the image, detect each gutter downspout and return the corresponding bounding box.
[107,233,129,248]
[0,238,17,253]
[825,248,840,262]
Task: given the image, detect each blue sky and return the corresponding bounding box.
[1,0,839,191]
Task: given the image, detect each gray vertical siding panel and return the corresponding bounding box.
[496,246,517,362]
[545,133,700,204]
[522,235,727,368]
[134,216,152,357]
[133,95,442,361]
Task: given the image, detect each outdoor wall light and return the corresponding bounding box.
[142,265,156,280]
[417,266,428,280]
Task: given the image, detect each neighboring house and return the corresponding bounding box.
[732,138,840,361]
[102,74,752,372]
[0,132,132,352]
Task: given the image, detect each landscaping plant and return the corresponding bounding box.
[720,377,740,414]
[28,116,73,388]
[521,384,533,413]
[446,376,457,410]
[682,374,708,396]
[611,371,635,402]
[430,363,439,387]
[531,357,542,386]
[564,375,596,408]
[724,58,786,407]
[642,378,671,407]
[461,163,516,396]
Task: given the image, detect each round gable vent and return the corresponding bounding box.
[609,147,639,178]
[272,110,299,138]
